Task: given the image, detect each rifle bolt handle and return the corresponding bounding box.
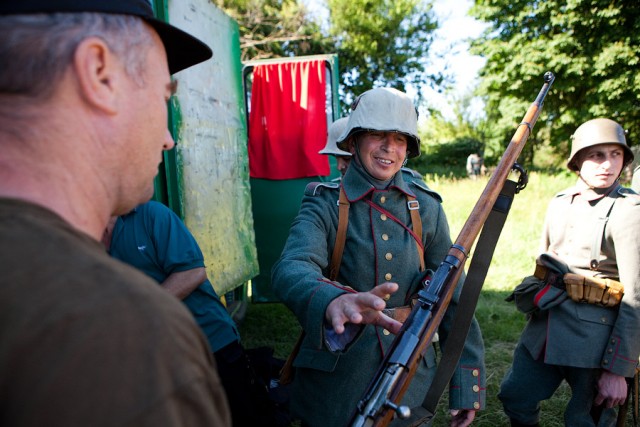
[385,400,411,419]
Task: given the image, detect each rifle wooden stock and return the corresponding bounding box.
[349,71,555,427]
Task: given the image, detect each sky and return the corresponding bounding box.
[301,0,489,120]
[425,0,488,119]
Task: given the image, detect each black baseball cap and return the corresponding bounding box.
[0,0,213,74]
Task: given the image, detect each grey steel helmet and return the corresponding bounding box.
[318,117,352,157]
[567,118,633,171]
[336,87,420,158]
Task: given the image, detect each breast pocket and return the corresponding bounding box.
[574,303,618,327]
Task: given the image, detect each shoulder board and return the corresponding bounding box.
[304,181,340,197]
[616,187,640,205]
[617,187,637,197]
[553,186,579,199]
[401,167,423,179]
[408,179,443,203]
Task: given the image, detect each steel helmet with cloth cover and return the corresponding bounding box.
[0,0,213,74]
[319,117,351,157]
[567,118,634,171]
[336,87,421,158]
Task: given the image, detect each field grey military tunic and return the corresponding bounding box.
[272,163,486,427]
[500,183,640,426]
[527,184,640,374]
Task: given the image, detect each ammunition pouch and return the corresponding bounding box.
[533,253,624,308]
[563,273,624,307]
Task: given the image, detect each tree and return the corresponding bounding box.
[215,0,329,60]
[469,0,640,167]
[328,0,441,105]
[410,90,487,175]
[217,0,444,108]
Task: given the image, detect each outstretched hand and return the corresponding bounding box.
[325,282,402,335]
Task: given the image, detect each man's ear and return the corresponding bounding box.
[72,37,121,115]
[347,137,356,155]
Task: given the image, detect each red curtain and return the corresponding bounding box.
[248,60,330,179]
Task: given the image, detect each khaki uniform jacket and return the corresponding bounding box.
[522,184,640,377]
[272,165,486,427]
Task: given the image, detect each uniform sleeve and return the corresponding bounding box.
[603,197,640,377]
[271,191,350,351]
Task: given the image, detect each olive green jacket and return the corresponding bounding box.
[272,164,486,426]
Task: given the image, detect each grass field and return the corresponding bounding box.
[239,171,628,426]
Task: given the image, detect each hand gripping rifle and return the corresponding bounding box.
[349,71,555,427]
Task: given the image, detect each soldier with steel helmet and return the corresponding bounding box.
[499,118,640,427]
[273,87,486,427]
[319,116,352,177]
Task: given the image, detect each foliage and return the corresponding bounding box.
[214,0,329,60]
[409,92,488,176]
[469,0,640,164]
[217,0,444,107]
[327,0,441,105]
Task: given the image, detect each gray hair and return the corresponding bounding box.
[0,13,155,101]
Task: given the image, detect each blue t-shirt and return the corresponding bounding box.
[109,201,239,352]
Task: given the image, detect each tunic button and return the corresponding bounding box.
[383,294,390,301]
[607,349,613,354]
[603,359,609,365]
[472,369,479,377]
[611,339,616,344]
[601,317,607,323]
[382,234,389,241]
[383,329,390,336]
[385,273,392,281]
[472,385,479,392]
[380,196,386,204]
[381,214,387,221]
[385,253,393,260]
[473,402,480,410]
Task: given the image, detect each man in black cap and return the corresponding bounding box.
[0,1,231,426]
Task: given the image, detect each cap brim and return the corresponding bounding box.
[0,0,212,75]
[147,19,212,74]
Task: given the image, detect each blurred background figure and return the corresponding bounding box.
[466,152,483,179]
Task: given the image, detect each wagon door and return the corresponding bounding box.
[243,55,341,302]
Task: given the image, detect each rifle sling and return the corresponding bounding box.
[407,179,518,426]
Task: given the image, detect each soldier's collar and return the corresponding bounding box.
[342,163,415,202]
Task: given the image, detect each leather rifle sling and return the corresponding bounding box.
[407,179,519,426]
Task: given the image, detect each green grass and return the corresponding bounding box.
[239,171,628,426]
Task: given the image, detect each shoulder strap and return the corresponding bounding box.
[407,195,425,272]
[329,186,350,281]
[590,194,617,270]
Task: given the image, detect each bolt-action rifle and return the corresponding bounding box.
[349,71,556,427]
